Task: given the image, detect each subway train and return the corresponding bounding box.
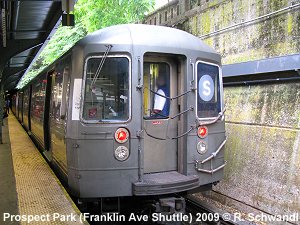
[12,24,226,207]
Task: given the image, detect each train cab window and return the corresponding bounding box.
[196,62,221,119]
[83,56,130,122]
[143,62,170,119]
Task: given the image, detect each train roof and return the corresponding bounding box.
[76,24,218,55]
[18,24,220,91]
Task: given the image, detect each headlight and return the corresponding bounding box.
[114,146,129,161]
[197,141,207,154]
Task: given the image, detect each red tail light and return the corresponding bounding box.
[115,128,129,143]
[198,126,208,138]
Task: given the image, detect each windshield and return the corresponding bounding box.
[83,56,130,122]
[197,62,221,119]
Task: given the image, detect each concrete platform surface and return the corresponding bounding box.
[0,117,20,225]
[0,115,87,225]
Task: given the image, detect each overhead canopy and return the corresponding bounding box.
[0,0,70,93]
[223,54,300,77]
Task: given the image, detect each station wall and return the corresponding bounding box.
[220,82,300,215]
[145,0,300,216]
[145,0,300,64]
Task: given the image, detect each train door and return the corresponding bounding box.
[49,56,71,175]
[143,55,179,173]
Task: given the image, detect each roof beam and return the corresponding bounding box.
[1,8,6,47]
[7,30,48,33]
[3,38,44,59]
[3,76,19,87]
[5,63,30,67]
[4,79,19,91]
[3,73,22,85]
[2,66,27,79]
[0,1,63,91]
[0,38,43,76]
[11,0,20,40]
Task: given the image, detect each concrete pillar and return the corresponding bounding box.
[176,0,184,15]
[184,0,190,11]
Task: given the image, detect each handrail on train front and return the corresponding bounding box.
[201,137,227,164]
[195,162,227,174]
[170,106,193,120]
[195,137,227,174]
[197,107,226,126]
[147,88,192,100]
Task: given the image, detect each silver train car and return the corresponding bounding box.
[12,24,226,201]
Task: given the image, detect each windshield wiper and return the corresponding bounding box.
[91,44,113,88]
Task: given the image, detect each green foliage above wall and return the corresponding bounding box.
[17,0,155,89]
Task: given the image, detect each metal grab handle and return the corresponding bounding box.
[81,131,112,135]
[201,138,227,164]
[198,107,226,126]
[190,60,196,90]
[195,161,227,174]
[170,106,193,120]
[194,138,227,174]
[171,90,192,100]
[144,125,195,140]
[137,56,142,89]
[146,88,192,100]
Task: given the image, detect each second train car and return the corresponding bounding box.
[12,24,226,203]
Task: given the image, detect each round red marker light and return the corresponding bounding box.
[117,131,127,141]
[198,126,208,138]
[115,128,129,143]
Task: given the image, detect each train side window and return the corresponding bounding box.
[82,56,130,122]
[143,62,170,119]
[18,92,23,119]
[31,77,47,122]
[30,74,47,143]
[50,60,70,123]
[23,89,30,126]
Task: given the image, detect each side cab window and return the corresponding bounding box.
[143,62,170,119]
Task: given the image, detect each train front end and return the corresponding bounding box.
[133,56,226,196]
[66,24,226,200]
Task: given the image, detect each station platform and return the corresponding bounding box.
[0,115,87,225]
